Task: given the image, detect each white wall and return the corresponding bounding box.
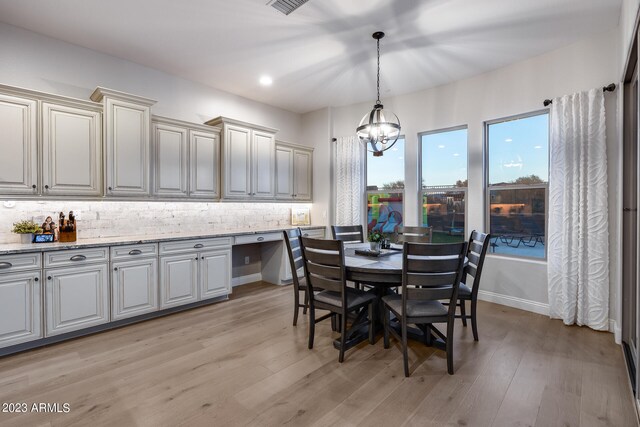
[0,23,302,142]
[311,28,622,324]
[620,0,639,72]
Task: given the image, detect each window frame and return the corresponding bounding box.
[484,109,550,261]
[364,136,406,236]
[417,125,469,240]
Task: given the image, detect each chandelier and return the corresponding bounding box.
[356,31,401,157]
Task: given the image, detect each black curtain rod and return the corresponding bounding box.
[543,83,616,107]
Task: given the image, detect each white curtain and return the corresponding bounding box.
[547,88,609,330]
[334,136,363,226]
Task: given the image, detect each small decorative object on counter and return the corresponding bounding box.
[41,216,59,242]
[11,219,42,244]
[291,207,311,226]
[59,210,77,242]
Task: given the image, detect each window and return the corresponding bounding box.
[419,127,467,243]
[366,137,405,238]
[486,111,549,259]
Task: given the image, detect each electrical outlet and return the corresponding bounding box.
[244,256,250,265]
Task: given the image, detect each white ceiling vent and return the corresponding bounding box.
[267,0,310,15]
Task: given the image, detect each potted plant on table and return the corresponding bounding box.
[368,230,386,252]
[11,220,41,244]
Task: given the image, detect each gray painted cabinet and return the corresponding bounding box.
[159,253,199,308]
[111,257,159,320]
[0,271,42,348]
[275,142,313,201]
[153,122,189,197]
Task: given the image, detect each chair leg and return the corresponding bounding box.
[303,290,309,314]
[402,319,409,377]
[446,318,455,375]
[293,288,300,326]
[383,305,390,349]
[368,303,375,345]
[471,299,479,341]
[339,311,347,363]
[460,300,467,327]
[330,313,336,331]
[308,306,315,349]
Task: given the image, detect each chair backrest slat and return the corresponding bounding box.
[397,226,433,244]
[463,230,491,298]
[402,241,468,317]
[301,237,347,301]
[331,225,364,243]
[283,229,305,289]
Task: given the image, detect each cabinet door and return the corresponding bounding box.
[252,130,275,198]
[275,145,294,200]
[0,94,38,195]
[0,271,41,348]
[224,124,251,198]
[45,263,109,336]
[190,130,220,198]
[153,123,188,197]
[159,254,198,308]
[293,149,313,200]
[105,98,150,196]
[111,258,158,321]
[42,103,102,196]
[199,248,231,300]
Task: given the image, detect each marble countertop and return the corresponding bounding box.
[0,225,326,255]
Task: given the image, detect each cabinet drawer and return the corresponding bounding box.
[299,228,325,238]
[0,253,41,273]
[110,243,158,260]
[44,248,109,268]
[235,233,281,245]
[159,237,233,255]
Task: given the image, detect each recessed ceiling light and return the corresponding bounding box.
[259,75,273,86]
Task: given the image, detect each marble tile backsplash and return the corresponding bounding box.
[0,200,302,244]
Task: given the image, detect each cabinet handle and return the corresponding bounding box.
[34,277,39,282]
[194,243,204,249]
[47,276,52,280]
[32,184,37,189]
[108,186,113,191]
[195,257,198,260]
[201,256,204,260]
[114,267,118,271]
[0,262,12,269]
[303,233,309,237]
[70,255,87,261]
[128,249,142,255]
[44,184,49,189]
[257,237,265,242]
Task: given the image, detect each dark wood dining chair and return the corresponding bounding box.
[300,237,376,363]
[456,230,490,341]
[283,229,309,326]
[396,226,433,243]
[382,241,468,376]
[331,225,364,243]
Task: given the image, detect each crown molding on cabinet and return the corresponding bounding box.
[90,87,157,106]
[0,83,102,112]
[152,115,220,133]
[205,116,278,134]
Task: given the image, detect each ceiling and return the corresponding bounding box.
[0,0,622,113]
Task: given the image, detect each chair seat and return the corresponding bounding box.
[458,283,472,299]
[382,294,448,318]
[315,288,376,309]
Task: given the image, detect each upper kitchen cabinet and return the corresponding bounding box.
[275,142,313,201]
[205,117,276,200]
[151,116,221,199]
[91,87,156,197]
[0,92,38,195]
[41,102,102,196]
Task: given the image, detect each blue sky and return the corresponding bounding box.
[366,113,549,188]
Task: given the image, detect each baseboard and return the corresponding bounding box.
[232,273,263,287]
[477,290,550,316]
[611,319,622,344]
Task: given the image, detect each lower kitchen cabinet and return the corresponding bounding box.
[45,263,109,336]
[111,257,158,320]
[0,271,42,348]
[200,248,232,300]
[159,253,199,308]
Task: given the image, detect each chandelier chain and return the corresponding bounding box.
[376,38,381,104]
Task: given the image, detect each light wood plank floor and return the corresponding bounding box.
[0,282,637,427]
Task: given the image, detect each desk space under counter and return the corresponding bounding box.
[0,225,325,356]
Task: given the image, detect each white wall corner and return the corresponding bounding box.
[477,289,550,316]
[232,273,263,287]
